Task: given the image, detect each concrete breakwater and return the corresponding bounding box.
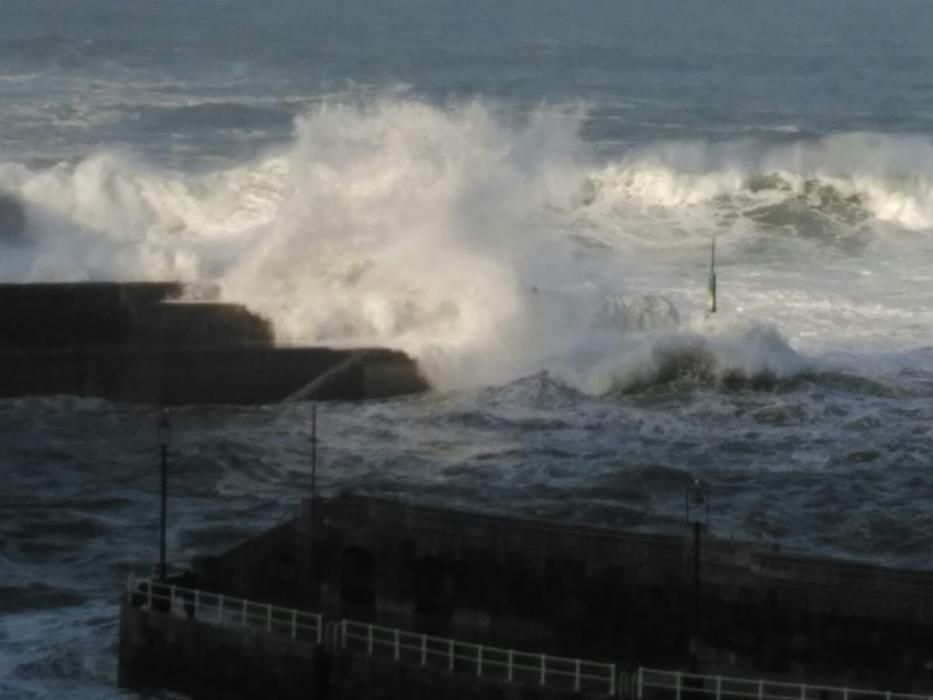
[118,494,933,698]
[0,282,427,403]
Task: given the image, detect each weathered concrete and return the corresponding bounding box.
[0,345,425,404]
[0,282,192,347]
[0,282,428,403]
[118,597,599,700]
[118,600,323,699]
[185,495,933,692]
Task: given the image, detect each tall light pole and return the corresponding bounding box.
[157,409,172,582]
[310,404,318,500]
[685,479,709,672]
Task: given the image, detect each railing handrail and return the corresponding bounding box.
[338,618,615,695]
[638,667,933,700]
[339,618,614,671]
[126,577,933,700]
[127,575,324,644]
[127,575,616,696]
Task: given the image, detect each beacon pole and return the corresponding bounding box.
[310,404,318,501]
[157,409,172,582]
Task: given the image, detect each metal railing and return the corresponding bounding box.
[637,668,933,700]
[126,576,323,645]
[126,576,616,696]
[124,577,933,700]
[337,619,616,696]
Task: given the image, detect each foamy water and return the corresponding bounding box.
[4,0,933,697]
[5,101,933,391]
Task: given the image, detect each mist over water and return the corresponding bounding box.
[4,0,933,697]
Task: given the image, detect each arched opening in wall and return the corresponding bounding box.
[340,546,375,620]
[413,556,453,621]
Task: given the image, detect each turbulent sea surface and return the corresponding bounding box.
[4,0,933,696]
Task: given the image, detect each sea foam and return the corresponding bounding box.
[1,98,932,391]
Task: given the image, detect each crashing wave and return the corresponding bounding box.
[0,98,929,391]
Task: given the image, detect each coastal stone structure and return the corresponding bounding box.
[118,494,933,699]
[0,282,427,403]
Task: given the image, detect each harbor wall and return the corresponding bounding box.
[118,601,325,699]
[118,599,595,700]
[0,345,426,404]
[189,496,933,692]
[0,282,428,403]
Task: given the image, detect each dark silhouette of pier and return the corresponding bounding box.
[119,493,933,699]
[0,282,426,404]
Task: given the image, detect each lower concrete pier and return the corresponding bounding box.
[0,282,428,403]
[118,495,933,698]
[119,577,605,700]
[0,344,425,404]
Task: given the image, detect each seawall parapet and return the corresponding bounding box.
[119,494,933,698]
[0,282,427,403]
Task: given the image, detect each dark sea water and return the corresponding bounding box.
[3,1,933,696]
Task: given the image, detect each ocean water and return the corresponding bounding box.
[4,0,933,696]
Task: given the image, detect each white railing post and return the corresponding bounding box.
[801,683,806,700]
[609,665,616,698]
[843,689,848,700]
[758,680,764,700]
[290,610,297,640]
[449,639,454,671]
[540,655,546,686]
[507,650,513,682]
[476,645,483,677]
[394,629,400,661]
[676,671,682,700]
[575,659,581,692]
[637,668,644,699]
[241,599,248,626]
[266,604,272,633]
[317,614,323,645]
[421,634,427,666]
[367,624,373,655]
[341,620,347,650]
[716,675,722,700]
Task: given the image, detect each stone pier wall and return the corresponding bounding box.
[0,282,427,403]
[118,600,600,700]
[189,495,933,692]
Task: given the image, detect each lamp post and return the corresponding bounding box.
[310,403,318,500]
[685,479,709,672]
[157,409,172,582]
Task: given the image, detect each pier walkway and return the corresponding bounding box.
[125,576,933,700]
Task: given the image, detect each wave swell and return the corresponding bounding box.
[1,98,931,390]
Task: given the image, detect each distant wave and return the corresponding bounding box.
[584,132,933,237]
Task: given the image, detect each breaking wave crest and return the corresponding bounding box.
[1,97,931,391]
[583,132,933,243]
